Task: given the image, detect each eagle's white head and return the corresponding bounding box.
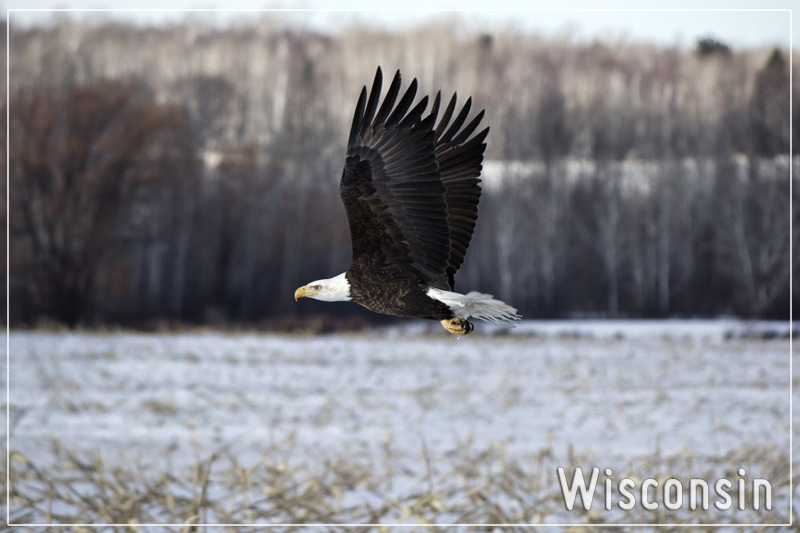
[294,272,352,302]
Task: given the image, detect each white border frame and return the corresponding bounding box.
[4,7,794,529]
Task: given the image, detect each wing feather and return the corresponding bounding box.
[358,69,383,142]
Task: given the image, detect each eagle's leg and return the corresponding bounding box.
[440,317,473,335]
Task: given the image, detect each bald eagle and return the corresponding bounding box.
[295,68,520,335]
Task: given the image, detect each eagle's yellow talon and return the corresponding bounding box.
[440,318,473,335]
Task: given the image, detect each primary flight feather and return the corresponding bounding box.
[295,67,520,335]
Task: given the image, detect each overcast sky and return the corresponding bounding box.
[5,1,794,50]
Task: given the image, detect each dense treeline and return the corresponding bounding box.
[5,17,795,327]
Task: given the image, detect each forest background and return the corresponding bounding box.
[4,14,796,328]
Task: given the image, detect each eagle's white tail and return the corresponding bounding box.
[427,288,521,326]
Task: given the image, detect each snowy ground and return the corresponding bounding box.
[4,319,795,525]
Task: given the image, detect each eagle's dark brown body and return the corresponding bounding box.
[345,262,453,320]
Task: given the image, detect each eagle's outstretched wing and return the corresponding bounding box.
[340,67,488,290]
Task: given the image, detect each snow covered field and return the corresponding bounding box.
[5,319,795,526]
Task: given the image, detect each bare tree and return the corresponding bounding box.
[9,82,195,325]
[750,49,790,156]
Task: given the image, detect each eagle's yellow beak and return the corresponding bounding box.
[294,285,316,301]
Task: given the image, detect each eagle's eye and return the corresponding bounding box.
[312,284,322,291]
